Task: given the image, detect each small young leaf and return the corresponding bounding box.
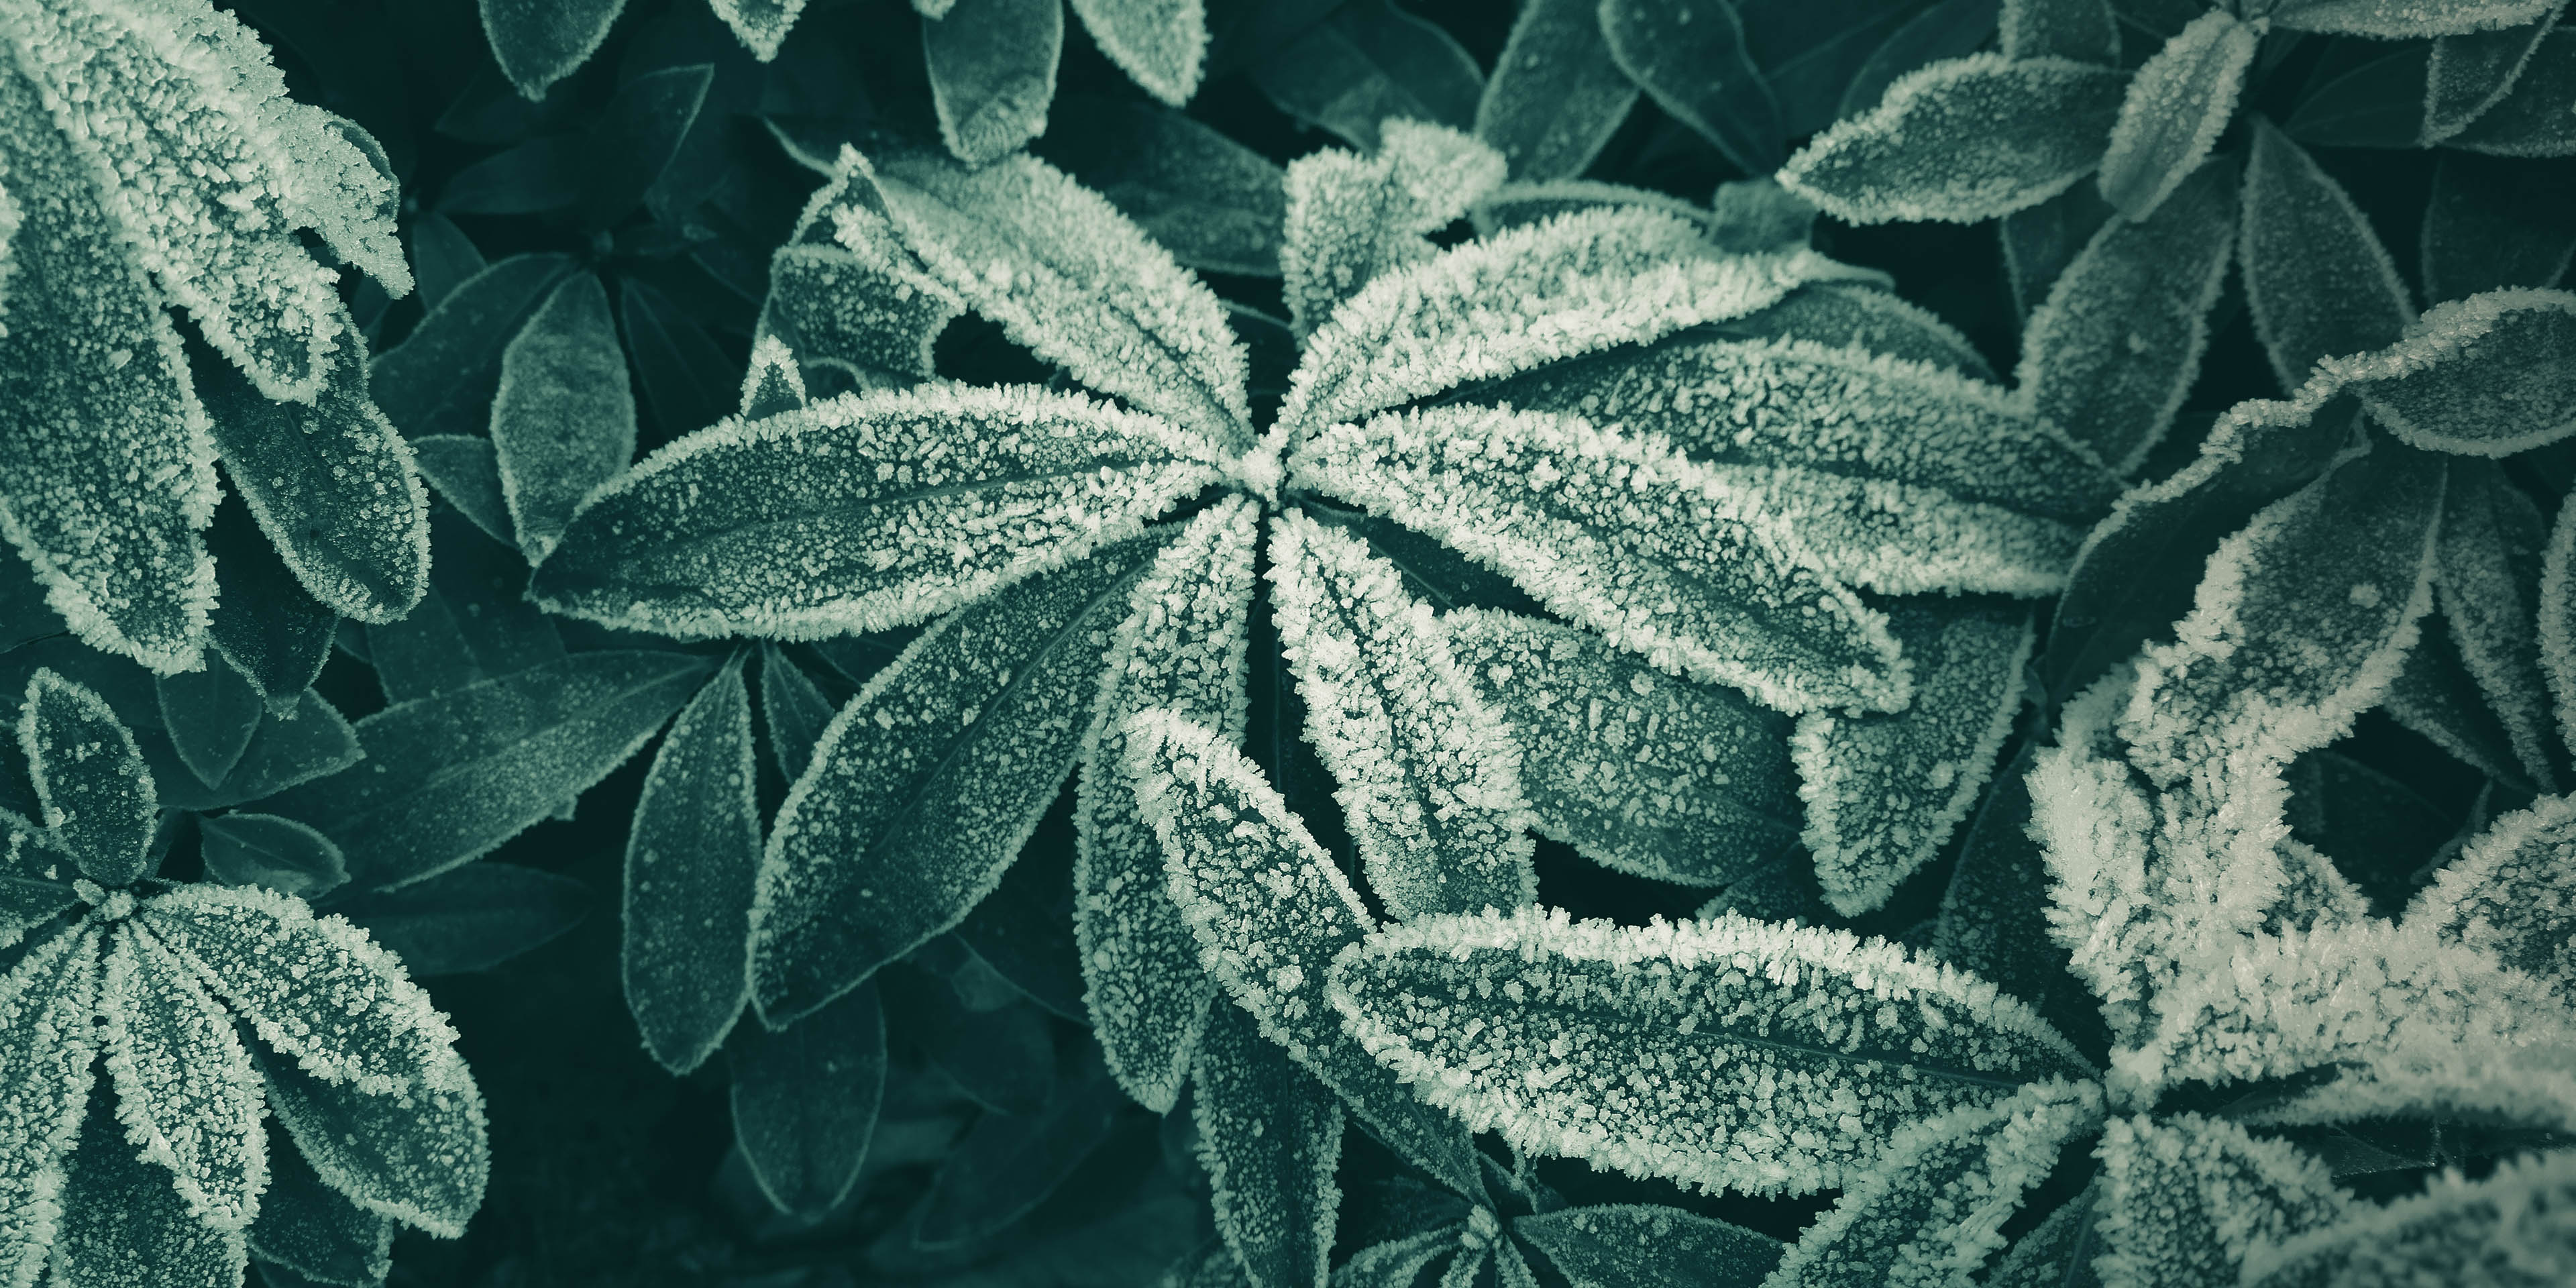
[2410,793,2576,996]
[1474,0,1638,182]
[728,979,883,1220]
[2091,1114,2349,1287]
[2000,0,2118,61]
[492,273,637,561]
[2240,117,2414,389]
[1249,0,1485,150]
[22,669,156,887]
[1775,55,2129,225]
[2266,0,2553,39]
[2095,11,2255,221]
[1193,1005,1341,1288]
[247,1129,394,1288]
[368,253,581,439]
[2318,287,2576,457]
[1044,99,1286,277]
[2447,29,2576,157]
[479,0,628,99]
[923,0,1063,166]
[1599,0,1784,175]
[1068,0,1209,107]
[710,0,806,60]
[408,437,515,549]
[2243,1148,2576,1288]
[256,1049,488,1238]
[2423,5,2566,143]
[757,643,836,784]
[625,653,759,1074]
[99,924,266,1228]
[53,1091,246,1288]
[2419,152,2576,305]
[916,1062,1128,1248]
[199,814,347,898]
[331,863,588,977]
[1515,1203,1783,1288]
[158,653,266,790]
[0,924,99,1284]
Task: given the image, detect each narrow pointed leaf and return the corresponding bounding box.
[368,253,580,439]
[22,668,156,886]
[757,643,835,784]
[2000,0,2119,61]
[2267,0,2552,38]
[1335,1228,1461,1287]
[53,1092,246,1288]
[579,65,712,231]
[198,814,347,898]
[2420,152,2576,306]
[205,495,337,711]
[158,653,264,790]
[625,653,760,1075]
[407,214,485,314]
[738,335,809,422]
[924,0,1063,166]
[2318,287,2576,456]
[1328,906,2095,1196]
[1193,1005,1341,1288]
[2096,12,2254,221]
[2448,29,2576,157]
[248,1128,394,1288]
[492,273,636,561]
[1983,1188,2100,1288]
[2092,1114,2349,1287]
[1515,1203,1783,1288]
[2431,460,2557,788]
[2410,793,2576,996]
[0,925,100,1287]
[364,511,564,706]
[328,863,587,977]
[1933,743,2113,1061]
[256,1048,488,1238]
[2241,117,2414,390]
[1069,0,1208,106]
[1249,0,1484,150]
[479,0,627,99]
[729,980,883,1220]
[408,436,515,549]
[1474,0,1635,181]
[153,692,362,814]
[619,280,736,445]
[1599,0,1783,175]
[1776,55,2129,225]
[2243,1148,2576,1288]
[99,925,266,1228]
[2424,5,2566,143]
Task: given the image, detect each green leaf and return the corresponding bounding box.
[1999,182,2114,321]
[199,814,347,898]
[623,653,759,1074]
[1776,55,2129,225]
[435,134,585,215]
[247,1128,394,1288]
[1291,404,1908,715]
[710,0,805,60]
[756,241,960,389]
[1795,599,2033,916]
[1044,99,1287,278]
[1474,0,1637,182]
[369,253,580,439]
[2243,1148,2576,1288]
[491,272,637,561]
[2094,11,2253,221]
[1327,906,2094,1196]
[255,1047,488,1238]
[406,214,486,314]
[2319,288,2576,456]
[2240,117,2414,390]
[2546,487,2576,765]
[1741,0,1936,136]
[2449,28,2576,156]
[757,643,836,784]
[738,336,810,423]
[924,0,1063,166]
[1280,121,1507,338]
[1335,1228,1462,1287]
[98,924,266,1228]
[1125,710,1483,1196]
[365,515,565,706]
[616,282,733,451]
[2267,0,2553,39]
[1446,607,1801,888]
[53,1087,245,1288]
[1933,743,2112,1057]
[1193,1005,1341,1288]
[2384,618,2538,790]
[2018,157,2237,474]
[579,65,712,231]
[2283,40,2430,150]
[22,668,156,887]
[1514,1203,1783,1288]
[408,436,515,548]
[1600,0,1784,175]
[727,980,883,1220]
[2000,0,2120,61]
[158,653,265,790]
[478,0,627,99]
[1250,0,1484,150]
[2091,1114,2348,1287]
[329,863,588,977]
[1069,0,1209,106]
[751,530,1169,1026]
[918,1061,1129,1249]
[2285,750,2466,910]
[1716,282,1996,380]
[2423,4,2566,143]
[2420,153,2576,305]
[0,924,99,1283]
[205,495,336,714]
[2430,460,2558,789]
[266,651,711,890]
[154,692,363,814]
[1837,0,2007,121]
[2410,792,2576,996]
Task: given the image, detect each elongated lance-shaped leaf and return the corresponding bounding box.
[2241,117,2414,390]
[247,1125,393,1288]
[0,58,216,675]
[2424,5,2566,144]
[1514,1203,1783,1288]
[1600,0,1783,175]
[157,653,261,790]
[923,0,1061,166]
[0,924,99,1288]
[265,652,712,890]
[1446,607,1799,888]
[1126,709,1483,1197]
[479,0,625,99]
[99,924,266,1228]
[2449,28,2576,158]
[369,253,579,439]
[2432,460,2558,790]
[1473,0,1635,182]
[1280,121,1507,339]
[2094,12,2253,222]
[728,980,883,1220]
[2092,1114,2349,1288]
[21,668,156,886]
[2317,287,2576,456]
[2017,156,2237,475]
[1760,1080,2104,1288]
[709,0,804,59]
[2410,793,2576,998]
[2001,0,2118,61]
[1194,1004,1342,1288]
[1069,0,1206,106]
[1776,55,2129,225]
[1076,498,1256,1112]
[2385,623,2538,790]
[751,529,1171,1027]
[533,384,1214,641]
[1291,405,1908,716]
[52,1086,246,1288]
[757,643,834,784]
[2267,0,2554,38]
[1279,206,1848,443]
[255,1046,488,1238]
[202,493,333,714]
[2243,1146,2576,1288]
[492,272,636,561]
[407,435,511,548]
[1933,742,2112,1059]
[1268,513,1536,920]
[197,813,345,898]
[1049,99,1285,279]
[1794,600,2033,917]
[1328,906,2094,1197]
[624,653,759,1075]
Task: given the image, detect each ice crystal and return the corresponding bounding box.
[1279,119,1505,338]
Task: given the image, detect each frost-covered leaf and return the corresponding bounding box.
[2318,288,2576,456]
[198,813,346,898]
[2430,460,2557,789]
[2545,488,2576,765]
[578,65,711,233]
[478,0,627,99]
[757,643,835,783]
[0,924,99,1286]
[1445,607,1800,888]
[491,272,635,561]
[52,1088,245,1288]
[99,924,266,1228]
[1048,99,1284,278]
[1776,55,2129,225]
[2419,152,2576,306]
[625,652,759,1075]
[2422,5,2567,144]
[365,512,564,706]
[1999,181,2113,322]
[757,241,959,390]
[2410,793,2576,997]
[751,531,1169,1027]
[2001,0,2119,61]
[1761,1080,2104,1288]
[728,979,882,1220]
[923,0,1062,166]
[1514,1203,1782,1288]
[2095,12,2253,221]
[710,0,804,60]
[2017,157,2237,474]
[1193,1005,1342,1288]
[1474,0,1636,181]
[407,436,513,549]
[1468,180,1721,243]
[248,1127,393,1288]
[2240,117,2414,389]
[738,335,808,423]
[2448,29,2576,156]
[1934,741,2112,1063]
[153,691,360,815]
[1795,600,2032,916]
[22,668,156,887]
[157,653,262,791]
[2092,1113,2348,1288]
[1069,0,1207,107]
[329,863,586,977]
[1248,0,1484,150]
[1077,500,1256,1111]
[1836,0,2008,123]
[917,1060,1126,1248]
[1328,906,2095,1196]
[1291,405,1907,715]
[256,1048,488,1238]
[1125,710,1482,1196]
[203,496,335,712]
[368,253,580,439]
[2266,0,2553,38]
[267,652,710,890]
[2242,1144,2575,1287]
[1600,0,1784,176]
[1714,282,1995,380]
[1279,121,1506,339]
[1708,179,1826,256]
[1268,514,1535,920]
[1332,1228,1460,1287]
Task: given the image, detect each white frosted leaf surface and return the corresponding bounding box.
[1472,0,1637,182]
[0,925,99,1288]
[2000,0,2118,61]
[99,924,264,1228]
[2317,288,2576,456]
[759,242,960,388]
[1467,180,1717,244]
[478,0,624,99]
[135,884,463,1096]
[2243,1147,2576,1288]
[533,384,1212,641]
[1075,499,1256,1111]
[1068,0,1207,106]
[1703,282,1994,380]
[492,272,637,562]
[2433,460,2557,789]
[1759,1080,2102,1288]
[257,1051,488,1238]
[1326,907,2094,1197]
[1124,710,1483,1196]
[922,0,1061,166]
[2267,0,2553,38]
[1280,207,1840,441]
[2240,119,2414,388]
[21,669,155,888]
[2423,12,2565,144]
[2095,12,2254,222]
[1279,122,1506,338]
[751,532,1168,1027]
[738,334,807,421]
[2017,157,2237,474]
[1334,1228,1460,1288]
[1513,1203,1784,1288]
[1192,1004,1342,1288]
[1445,608,1801,888]
[1291,405,1906,715]
[623,653,760,1076]
[708,0,804,58]
[2411,793,2576,998]
[1268,514,1535,920]
[1794,600,2033,917]
[2092,1114,2348,1288]
[1776,56,2128,225]
[0,59,216,675]
[51,1095,245,1288]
